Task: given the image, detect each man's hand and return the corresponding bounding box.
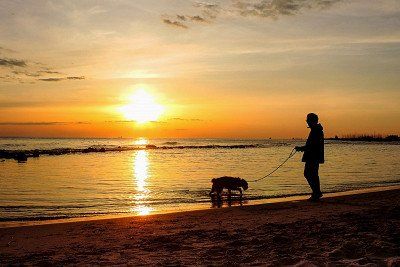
[295,146,304,152]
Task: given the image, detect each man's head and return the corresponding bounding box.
[306,113,319,128]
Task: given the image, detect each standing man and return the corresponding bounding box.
[295,113,324,201]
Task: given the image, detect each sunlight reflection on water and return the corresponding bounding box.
[132,149,151,215]
[133,137,149,146]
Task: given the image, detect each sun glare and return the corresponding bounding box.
[120,89,164,123]
[134,137,149,146]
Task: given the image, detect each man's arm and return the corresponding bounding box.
[295,146,306,152]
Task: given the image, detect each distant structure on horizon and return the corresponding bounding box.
[327,134,399,142]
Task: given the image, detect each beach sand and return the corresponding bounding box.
[1,187,400,266]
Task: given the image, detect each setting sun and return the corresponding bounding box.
[119,90,164,123]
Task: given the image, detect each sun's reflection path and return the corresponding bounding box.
[131,149,153,215]
[135,150,148,193]
[134,137,148,146]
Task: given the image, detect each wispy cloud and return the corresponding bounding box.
[38,70,62,74]
[189,15,208,22]
[0,121,90,126]
[162,1,220,29]
[177,15,186,21]
[12,70,41,77]
[37,78,64,82]
[66,76,85,80]
[170,117,204,122]
[38,76,86,82]
[162,19,188,29]
[162,0,342,29]
[0,58,27,67]
[0,48,85,83]
[234,0,342,19]
[194,1,221,19]
[104,120,168,124]
[104,120,142,124]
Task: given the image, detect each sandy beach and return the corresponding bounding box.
[1,187,400,266]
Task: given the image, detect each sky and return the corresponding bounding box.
[0,0,399,138]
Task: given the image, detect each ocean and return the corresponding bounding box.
[1,138,399,222]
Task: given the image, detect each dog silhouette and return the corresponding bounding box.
[209,176,248,198]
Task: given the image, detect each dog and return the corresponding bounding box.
[209,176,248,198]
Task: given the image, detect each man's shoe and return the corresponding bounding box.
[308,193,323,202]
[315,192,323,199]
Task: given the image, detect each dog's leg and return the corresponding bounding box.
[209,185,215,197]
[217,188,223,199]
[239,188,243,197]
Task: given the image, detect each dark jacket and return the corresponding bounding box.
[302,123,324,163]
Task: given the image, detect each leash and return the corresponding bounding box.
[249,148,297,182]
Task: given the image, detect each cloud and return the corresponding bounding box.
[0,121,90,126]
[38,76,85,82]
[38,77,64,82]
[105,120,135,123]
[66,76,85,80]
[233,0,342,19]
[194,1,221,19]
[0,101,52,108]
[162,1,220,29]
[162,0,341,29]
[0,48,85,83]
[38,70,62,74]
[12,70,41,77]
[0,58,27,67]
[162,19,188,29]
[170,117,204,122]
[175,15,208,22]
[150,120,167,124]
[189,15,208,22]
[177,15,186,21]
[104,120,167,124]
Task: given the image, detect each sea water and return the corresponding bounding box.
[0,138,399,222]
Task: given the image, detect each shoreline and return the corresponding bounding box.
[1,184,400,229]
[1,185,399,265]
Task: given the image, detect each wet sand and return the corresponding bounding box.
[1,187,400,265]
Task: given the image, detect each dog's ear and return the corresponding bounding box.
[242,179,249,190]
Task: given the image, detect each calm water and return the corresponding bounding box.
[0,138,399,222]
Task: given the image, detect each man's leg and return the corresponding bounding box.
[304,162,314,195]
[304,161,321,197]
[313,163,321,196]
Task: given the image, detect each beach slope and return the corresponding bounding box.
[1,188,400,265]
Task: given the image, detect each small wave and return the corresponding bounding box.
[2,143,26,147]
[0,212,111,222]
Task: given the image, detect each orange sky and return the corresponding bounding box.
[0,0,399,138]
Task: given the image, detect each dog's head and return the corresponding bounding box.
[241,179,248,190]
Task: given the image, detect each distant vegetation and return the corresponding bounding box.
[327,134,399,142]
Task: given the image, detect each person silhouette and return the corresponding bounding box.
[295,113,324,201]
